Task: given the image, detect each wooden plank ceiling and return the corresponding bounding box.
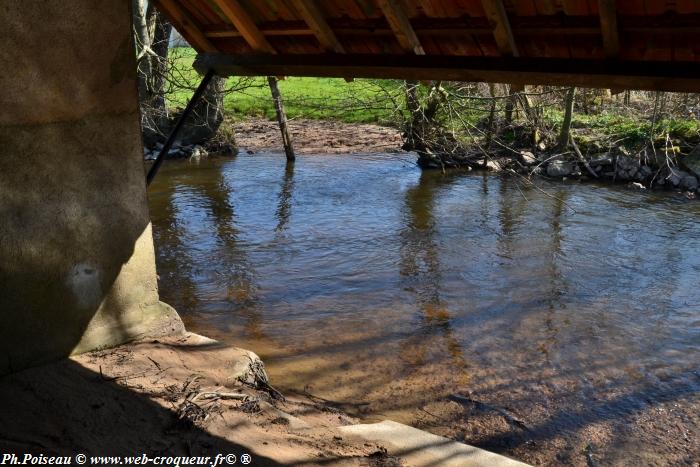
[154,0,700,91]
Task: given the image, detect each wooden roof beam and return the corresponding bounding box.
[153,0,218,52]
[193,53,700,93]
[377,0,425,55]
[480,0,519,57]
[598,0,620,58]
[292,0,345,53]
[210,0,276,53]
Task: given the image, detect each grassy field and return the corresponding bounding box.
[169,47,401,124]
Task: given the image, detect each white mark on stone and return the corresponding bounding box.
[66,262,103,309]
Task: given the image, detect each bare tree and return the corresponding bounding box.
[132,1,233,152]
[558,87,576,150]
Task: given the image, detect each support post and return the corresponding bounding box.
[146,69,215,186]
[267,76,296,162]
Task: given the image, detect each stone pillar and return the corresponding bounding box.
[0,1,184,375]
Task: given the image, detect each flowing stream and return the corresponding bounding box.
[149,153,699,465]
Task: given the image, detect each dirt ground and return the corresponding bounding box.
[231,117,404,155]
[0,333,401,466]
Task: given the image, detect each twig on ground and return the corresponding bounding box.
[147,356,162,371]
[192,391,251,402]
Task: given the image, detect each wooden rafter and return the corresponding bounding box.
[377,0,425,55]
[480,0,519,57]
[292,0,345,53]
[154,0,217,52]
[210,0,276,53]
[598,0,620,58]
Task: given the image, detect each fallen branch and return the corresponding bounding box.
[570,135,598,178]
[192,391,251,402]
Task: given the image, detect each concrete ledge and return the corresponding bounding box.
[338,420,529,467]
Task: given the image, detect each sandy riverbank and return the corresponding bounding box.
[0,334,396,466]
[231,117,404,155]
[0,333,527,466]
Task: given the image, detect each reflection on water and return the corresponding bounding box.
[149,154,700,465]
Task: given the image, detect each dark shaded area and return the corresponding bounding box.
[0,360,279,465]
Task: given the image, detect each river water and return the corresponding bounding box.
[148,153,699,466]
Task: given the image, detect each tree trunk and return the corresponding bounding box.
[140,6,172,146]
[147,5,172,117]
[133,0,151,103]
[404,80,421,151]
[267,76,295,162]
[403,81,446,152]
[504,84,516,124]
[177,75,228,146]
[513,85,540,145]
[485,83,497,148]
[133,5,228,150]
[558,86,576,150]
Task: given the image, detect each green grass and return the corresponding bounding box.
[224,77,402,123]
[168,47,402,124]
[538,106,700,150]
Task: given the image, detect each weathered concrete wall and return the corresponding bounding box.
[0,1,184,374]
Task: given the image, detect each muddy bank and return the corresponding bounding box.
[412,121,700,197]
[418,146,700,198]
[143,117,403,161]
[231,117,404,155]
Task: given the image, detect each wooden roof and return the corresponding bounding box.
[154,0,700,91]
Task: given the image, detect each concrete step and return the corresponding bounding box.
[338,420,530,467]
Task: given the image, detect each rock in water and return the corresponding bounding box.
[667,169,691,187]
[637,165,653,181]
[680,175,698,192]
[681,144,700,178]
[519,151,537,165]
[547,161,579,177]
[486,159,502,171]
[189,145,208,162]
[589,154,613,167]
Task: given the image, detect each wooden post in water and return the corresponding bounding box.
[267,76,295,162]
